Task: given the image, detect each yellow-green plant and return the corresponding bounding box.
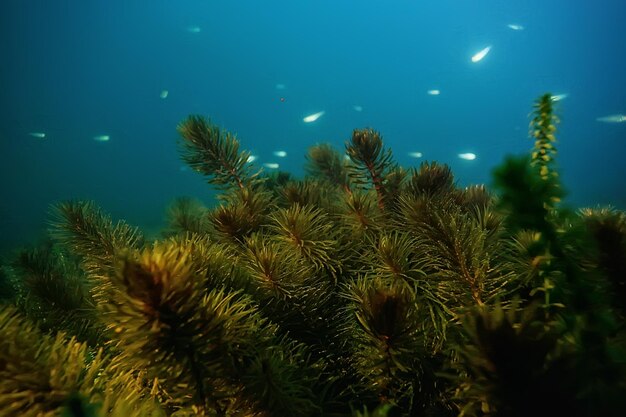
[1,95,625,417]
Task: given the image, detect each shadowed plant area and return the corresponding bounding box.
[1,94,625,417]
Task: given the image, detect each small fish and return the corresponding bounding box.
[275,83,286,90]
[427,89,440,96]
[186,26,201,33]
[507,24,524,31]
[29,132,46,139]
[303,111,325,123]
[458,152,476,160]
[550,93,568,102]
[160,90,169,99]
[93,135,110,142]
[247,155,258,163]
[264,162,280,169]
[408,151,423,158]
[353,105,363,112]
[596,114,626,123]
[273,150,287,157]
[471,46,492,63]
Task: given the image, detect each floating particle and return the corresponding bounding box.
[303,111,325,123]
[427,89,440,96]
[160,90,169,99]
[458,152,476,160]
[471,46,492,63]
[29,132,46,139]
[273,150,287,157]
[93,135,110,142]
[507,24,524,31]
[408,151,423,158]
[596,114,626,123]
[264,162,279,169]
[550,93,568,102]
[353,105,363,112]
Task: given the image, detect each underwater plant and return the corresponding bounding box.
[1,94,625,417]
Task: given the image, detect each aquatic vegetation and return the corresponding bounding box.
[1,94,625,417]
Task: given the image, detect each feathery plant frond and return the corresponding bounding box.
[504,230,551,290]
[445,300,619,417]
[0,305,157,417]
[10,242,104,345]
[450,302,560,417]
[381,166,407,217]
[240,340,321,417]
[269,203,342,279]
[346,128,396,210]
[163,197,211,237]
[102,242,277,413]
[366,231,425,287]
[177,115,260,190]
[406,162,455,199]
[360,232,456,351]
[340,190,382,239]
[164,233,253,295]
[344,277,425,401]
[465,202,505,244]
[398,194,455,239]
[12,243,88,313]
[278,178,343,214]
[261,170,293,195]
[413,208,515,307]
[455,185,493,211]
[242,233,310,301]
[105,240,328,416]
[1,305,166,417]
[241,232,348,364]
[210,187,274,246]
[49,200,143,280]
[305,143,351,192]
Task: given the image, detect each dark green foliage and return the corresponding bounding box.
[162,197,211,237]
[49,200,144,280]
[9,241,104,345]
[579,207,626,315]
[492,155,560,234]
[0,264,16,302]
[2,94,625,417]
[451,300,626,417]
[306,143,350,192]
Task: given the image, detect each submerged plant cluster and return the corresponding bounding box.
[1,94,625,417]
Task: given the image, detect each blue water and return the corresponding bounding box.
[1,0,625,254]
